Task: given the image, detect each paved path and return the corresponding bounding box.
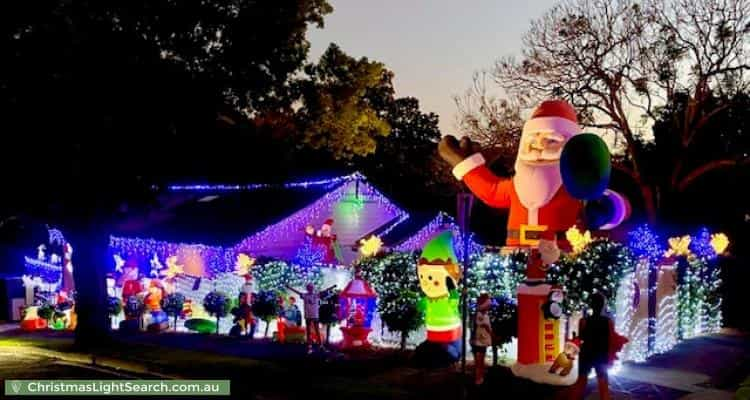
[0,322,19,333]
[580,331,749,399]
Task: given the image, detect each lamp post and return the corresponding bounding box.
[457,192,474,374]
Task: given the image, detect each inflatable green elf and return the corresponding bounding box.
[417,231,462,343]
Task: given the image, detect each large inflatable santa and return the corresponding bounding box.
[439,99,621,384]
[441,99,584,249]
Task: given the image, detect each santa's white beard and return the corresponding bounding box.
[513,160,563,211]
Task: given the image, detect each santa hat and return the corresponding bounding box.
[322,219,334,227]
[522,100,581,140]
[420,231,457,264]
[420,231,461,281]
[477,293,491,307]
[566,337,581,352]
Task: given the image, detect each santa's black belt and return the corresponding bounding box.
[507,230,566,241]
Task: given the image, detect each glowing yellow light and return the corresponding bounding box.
[710,233,729,255]
[359,235,383,257]
[665,235,692,257]
[162,256,184,279]
[234,253,255,276]
[565,227,593,254]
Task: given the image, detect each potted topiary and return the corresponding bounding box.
[203,291,231,335]
[162,292,186,331]
[252,290,282,338]
[120,295,144,333]
[106,296,122,330]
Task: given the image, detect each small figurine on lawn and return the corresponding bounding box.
[120,261,142,303]
[234,253,256,296]
[549,336,581,377]
[145,279,165,312]
[230,292,256,338]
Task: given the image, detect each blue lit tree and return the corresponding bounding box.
[293,237,325,268]
[628,224,663,262]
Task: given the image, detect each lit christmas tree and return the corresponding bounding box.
[549,239,635,314]
[465,251,526,303]
[676,229,723,339]
[360,251,423,350]
[252,260,322,292]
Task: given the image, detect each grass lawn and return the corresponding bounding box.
[0,330,449,399]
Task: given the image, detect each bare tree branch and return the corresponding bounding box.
[677,157,750,191]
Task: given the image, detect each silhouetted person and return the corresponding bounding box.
[573,293,612,400]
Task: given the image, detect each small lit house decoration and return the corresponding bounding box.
[338,274,377,349]
[20,227,79,331]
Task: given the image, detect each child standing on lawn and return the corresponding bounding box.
[472,293,493,385]
[572,293,628,400]
[287,283,336,353]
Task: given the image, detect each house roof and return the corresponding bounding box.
[110,186,332,247]
[109,172,478,271]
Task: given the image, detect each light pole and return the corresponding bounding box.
[457,192,474,374]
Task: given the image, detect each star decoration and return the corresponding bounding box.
[710,233,729,255]
[665,235,692,257]
[566,227,593,254]
[161,256,184,279]
[234,253,256,276]
[359,235,383,257]
[149,253,164,273]
[113,254,125,273]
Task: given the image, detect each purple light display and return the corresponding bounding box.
[48,228,65,245]
[109,236,234,278]
[233,179,407,257]
[24,257,63,283]
[393,212,482,261]
[168,172,364,192]
[111,175,410,273]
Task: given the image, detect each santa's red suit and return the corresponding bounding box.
[451,100,583,248]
